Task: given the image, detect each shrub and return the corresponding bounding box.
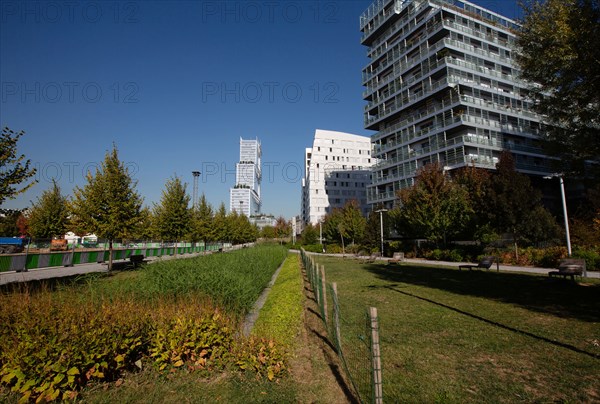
[573,248,600,271]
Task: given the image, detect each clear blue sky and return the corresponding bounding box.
[0,0,522,218]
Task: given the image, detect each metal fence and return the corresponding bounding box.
[301,249,383,404]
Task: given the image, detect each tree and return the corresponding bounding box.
[190,194,214,242]
[70,145,143,270]
[212,203,228,242]
[516,0,600,170]
[0,127,37,205]
[300,223,318,245]
[394,163,472,246]
[27,180,69,239]
[487,151,558,256]
[153,176,191,252]
[340,200,366,245]
[16,213,29,237]
[363,207,390,252]
[131,206,154,240]
[274,216,290,244]
[260,225,276,239]
[0,209,21,236]
[453,165,496,242]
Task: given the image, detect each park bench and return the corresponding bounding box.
[388,252,404,264]
[459,256,495,271]
[548,258,585,281]
[129,254,145,268]
[362,252,380,263]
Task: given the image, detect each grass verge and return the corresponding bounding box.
[311,255,600,403]
[252,254,304,349]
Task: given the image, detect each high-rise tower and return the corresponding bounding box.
[230,138,261,217]
[361,0,555,207]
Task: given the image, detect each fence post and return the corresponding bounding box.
[370,307,383,404]
[332,282,342,353]
[321,264,328,324]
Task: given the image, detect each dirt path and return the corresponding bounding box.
[287,267,359,404]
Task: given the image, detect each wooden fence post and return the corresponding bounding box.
[370,307,383,404]
[332,282,342,352]
[321,265,328,324]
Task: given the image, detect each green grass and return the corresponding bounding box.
[311,255,600,403]
[252,254,304,348]
[89,244,288,317]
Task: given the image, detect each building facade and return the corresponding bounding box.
[230,138,262,216]
[301,129,375,225]
[361,0,555,207]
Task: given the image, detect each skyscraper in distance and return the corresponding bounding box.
[230,138,261,217]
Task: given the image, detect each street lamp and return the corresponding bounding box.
[375,208,388,257]
[239,200,244,216]
[543,174,571,257]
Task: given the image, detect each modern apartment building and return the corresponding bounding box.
[230,138,261,216]
[301,129,375,225]
[361,0,555,207]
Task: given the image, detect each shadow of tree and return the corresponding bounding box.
[362,263,600,323]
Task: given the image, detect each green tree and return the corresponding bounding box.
[516,0,600,170]
[453,165,497,242]
[70,145,143,270]
[487,151,558,257]
[153,176,191,252]
[260,225,276,239]
[300,223,318,245]
[190,194,214,242]
[212,203,228,242]
[27,180,69,239]
[340,200,366,245]
[0,209,21,236]
[131,206,154,240]
[0,127,37,205]
[394,163,472,246]
[323,209,343,244]
[363,206,390,252]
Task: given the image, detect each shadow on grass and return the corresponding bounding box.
[363,263,600,323]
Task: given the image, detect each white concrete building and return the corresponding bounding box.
[230,138,262,216]
[301,129,375,225]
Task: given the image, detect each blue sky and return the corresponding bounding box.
[1,0,522,218]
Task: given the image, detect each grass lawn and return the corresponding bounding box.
[311,255,600,403]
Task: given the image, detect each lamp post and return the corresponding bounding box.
[239,200,244,216]
[375,208,388,257]
[543,174,571,257]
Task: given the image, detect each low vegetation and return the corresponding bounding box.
[0,245,288,402]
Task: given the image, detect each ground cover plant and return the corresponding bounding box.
[0,245,288,402]
[311,255,600,403]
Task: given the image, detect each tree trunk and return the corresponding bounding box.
[108,239,113,271]
[513,228,519,261]
[341,234,345,258]
[174,240,178,257]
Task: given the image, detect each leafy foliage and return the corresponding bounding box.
[516,0,600,171]
[70,145,143,269]
[153,175,191,241]
[393,163,472,246]
[0,127,37,206]
[27,180,69,239]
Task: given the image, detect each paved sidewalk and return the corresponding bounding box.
[312,253,600,279]
[0,252,208,286]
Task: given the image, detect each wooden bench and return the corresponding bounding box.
[129,254,145,268]
[549,258,585,281]
[459,256,495,271]
[388,252,404,264]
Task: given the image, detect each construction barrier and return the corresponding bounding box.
[0,242,225,272]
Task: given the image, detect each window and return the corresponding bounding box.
[318,147,320,151]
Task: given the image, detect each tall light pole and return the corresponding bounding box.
[375,208,388,257]
[192,171,200,208]
[544,174,571,257]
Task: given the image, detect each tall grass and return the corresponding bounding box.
[76,244,288,317]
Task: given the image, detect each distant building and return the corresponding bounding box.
[230,138,261,217]
[249,214,276,230]
[361,0,557,208]
[301,129,375,225]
